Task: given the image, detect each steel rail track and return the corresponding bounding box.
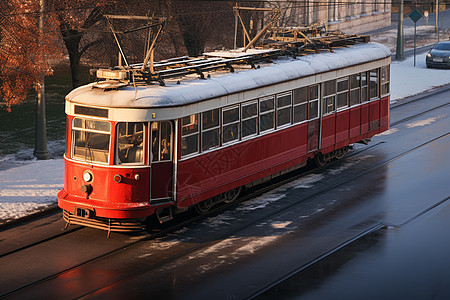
[249,194,450,299]
[77,131,449,299]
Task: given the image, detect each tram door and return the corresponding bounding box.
[150,121,174,202]
[307,85,321,152]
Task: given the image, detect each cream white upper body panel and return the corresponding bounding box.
[66,42,391,121]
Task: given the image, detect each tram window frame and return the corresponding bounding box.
[349,73,361,106]
[222,105,240,145]
[369,69,379,100]
[381,65,390,96]
[65,116,70,157]
[259,96,275,133]
[361,72,369,102]
[308,85,319,120]
[71,117,111,164]
[293,87,308,123]
[201,108,220,152]
[151,121,173,162]
[181,114,199,157]
[336,77,349,110]
[117,122,145,165]
[242,101,258,139]
[276,92,292,128]
[322,80,336,115]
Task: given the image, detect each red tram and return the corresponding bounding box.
[57,39,391,233]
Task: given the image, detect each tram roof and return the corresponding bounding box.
[66,42,390,109]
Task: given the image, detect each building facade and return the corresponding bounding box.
[274,0,391,33]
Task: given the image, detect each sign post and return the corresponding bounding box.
[409,9,423,67]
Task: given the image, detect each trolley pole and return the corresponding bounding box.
[395,0,404,60]
[34,0,50,160]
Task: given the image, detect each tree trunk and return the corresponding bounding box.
[60,24,82,89]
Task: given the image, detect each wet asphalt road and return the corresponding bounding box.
[82,92,449,298]
[0,89,449,299]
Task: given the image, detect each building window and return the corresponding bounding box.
[202,109,220,152]
[242,101,258,138]
[328,0,337,22]
[336,77,349,109]
[260,97,275,132]
[361,0,367,15]
[181,114,199,157]
[294,87,308,123]
[277,92,292,127]
[223,106,240,144]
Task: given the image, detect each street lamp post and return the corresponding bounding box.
[34,0,50,160]
[395,0,404,60]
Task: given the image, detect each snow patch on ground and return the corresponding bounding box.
[271,221,293,229]
[390,54,450,101]
[0,158,63,223]
[290,174,324,189]
[203,214,236,228]
[405,114,447,128]
[327,155,374,176]
[376,128,399,136]
[236,192,286,211]
[232,236,280,255]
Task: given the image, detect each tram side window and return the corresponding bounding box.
[361,72,369,102]
[117,122,144,164]
[260,97,275,132]
[242,101,258,138]
[181,114,199,157]
[369,69,379,100]
[223,106,240,144]
[336,77,349,109]
[202,109,219,151]
[309,85,319,120]
[381,66,390,96]
[72,118,111,163]
[151,122,172,162]
[350,74,361,106]
[293,87,307,123]
[277,93,292,127]
[322,80,336,115]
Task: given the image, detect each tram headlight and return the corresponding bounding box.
[83,171,93,183]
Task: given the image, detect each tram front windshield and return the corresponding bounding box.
[72,117,111,163]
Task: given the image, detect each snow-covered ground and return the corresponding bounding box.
[0,51,449,225]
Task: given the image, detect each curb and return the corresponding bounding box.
[0,204,60,231]
[391,83,450,108]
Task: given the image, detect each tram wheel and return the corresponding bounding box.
[195,198,213,214]
[314,153,327,167]
[334,146,349,160]
[222,186,242,203]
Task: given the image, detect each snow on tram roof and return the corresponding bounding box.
[66,42,390,108]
